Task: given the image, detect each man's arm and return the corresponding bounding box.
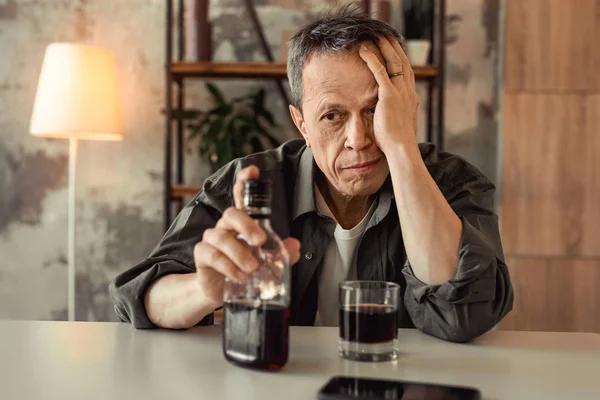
[385,138,513,343]
[359,39,513,342]
[108,191,226,329]
[359,39,462,284]
[143,273,219,329]
[110,258,217,329]
[377,111,513,343]
[108,161,237,329]
[109,163,301,330]
[400,167,513,342]
[386,144,462,284]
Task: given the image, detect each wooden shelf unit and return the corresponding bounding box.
[167,61,439,201]
[171,184,202,198]
[163,0,447,230]
[171,61,286,79]
[171,61,439,80]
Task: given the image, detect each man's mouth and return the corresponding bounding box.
[345,158,381,171]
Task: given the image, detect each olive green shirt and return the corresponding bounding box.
[109,139,513,343]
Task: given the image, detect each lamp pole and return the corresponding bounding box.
[67,137,78,321]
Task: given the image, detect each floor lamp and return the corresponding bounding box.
[29,43,123,321]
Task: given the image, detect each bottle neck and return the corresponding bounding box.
[245,206,272,225]
[255,217,272,232]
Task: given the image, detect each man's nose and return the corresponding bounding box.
[344,115,373,151]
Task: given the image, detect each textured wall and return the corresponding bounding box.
[0,0,501,321]
[445,0,501,183]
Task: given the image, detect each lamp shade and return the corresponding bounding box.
[29,43,123,141]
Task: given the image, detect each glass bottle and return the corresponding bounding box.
[222,179,291,371]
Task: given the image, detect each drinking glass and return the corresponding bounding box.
[339,281,400,362]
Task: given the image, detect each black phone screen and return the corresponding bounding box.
[317,376,481,400]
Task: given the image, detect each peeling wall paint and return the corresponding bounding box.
[0,143,67,234]
[445,0,501,182]
[0,0,17,20]
[0,0,501,321]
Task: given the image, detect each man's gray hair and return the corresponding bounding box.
[286,6,406,108]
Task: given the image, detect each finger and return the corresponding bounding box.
[233,165,260,209]
[217,207,266,246]
[377,37,403,77]
[389,36,410,65]
[388,37,415,84]
[283,237,301,265]
[194,241,247,281]
[202,227,260,274]
[358,44,394,91]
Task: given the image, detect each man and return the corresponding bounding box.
[109,9,513,343]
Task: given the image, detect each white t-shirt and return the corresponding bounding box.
[313,185,377,326]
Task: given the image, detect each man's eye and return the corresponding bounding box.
[323,113,337,121]
[368,106,376,114]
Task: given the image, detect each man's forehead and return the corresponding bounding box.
[301,45,381,104]
[303,41,384,74]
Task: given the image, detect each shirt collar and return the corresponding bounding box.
[292,147,395,222]
[292,146,317,220]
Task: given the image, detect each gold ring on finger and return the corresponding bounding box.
[388,71,404,78]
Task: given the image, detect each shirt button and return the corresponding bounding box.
[304,252,314,260]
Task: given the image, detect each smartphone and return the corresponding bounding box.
[317,376,481,400]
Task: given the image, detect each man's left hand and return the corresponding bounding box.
[359,37,419,151]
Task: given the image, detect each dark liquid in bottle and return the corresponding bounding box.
[223,301,289,371]
[339,304,398,343]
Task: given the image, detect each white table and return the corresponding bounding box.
[0,321,599,400]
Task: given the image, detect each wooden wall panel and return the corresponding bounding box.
[582,95,600,255]
[501,0,600,333]
[501,94,589,255]
[504,0,600,92]
[500,257,600,333]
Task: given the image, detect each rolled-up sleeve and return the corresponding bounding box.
[402,175,514,343]
[109,257,203,328]
[109,164,238,329]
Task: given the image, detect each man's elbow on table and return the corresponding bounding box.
[439,288,514,344]
[404,254,514,343]
[108,278,156,329]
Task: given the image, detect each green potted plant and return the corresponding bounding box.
[403,0,433,65]
[176,82,281,171]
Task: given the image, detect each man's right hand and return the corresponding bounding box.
[193,165,301,307]
[144,165,301,329]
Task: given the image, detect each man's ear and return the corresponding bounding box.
[289,105,311,147]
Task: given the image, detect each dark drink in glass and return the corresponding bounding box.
[339,281,400,362]
[223,301,289,371]
[339,304,398,344]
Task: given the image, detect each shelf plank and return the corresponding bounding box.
[171,184,202,198]
[171,62,438,80]
[413,65,439,79]
[171,62,287,79]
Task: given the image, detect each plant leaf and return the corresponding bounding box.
[206,82,226,106]
[255,106,276,127]
[231,93,254,104]
[199,139,210,157]
[255,88,266,107]
[234,112,256,127]
[250,136,266,153]
[185,84,284,166]
[214,136,231,169]
[207,104,233,116]
[205,116,225,141]
[187,117,210,140]
[255,122,280,148]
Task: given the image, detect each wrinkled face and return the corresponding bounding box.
[290,43,389,198]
